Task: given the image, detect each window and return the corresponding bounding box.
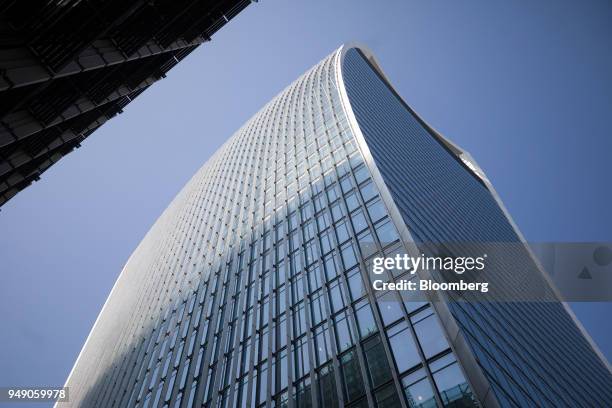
[363,335,392,387]
[412,310,449,359]
[320,231,333,255]
[318,363,338,407]
[317,211,331,231]
[345,192,360,212]
[402,368,435,408]
[375,221,399,247]
[304,241,318,264]
[354,165,369,185]
[355,300,377,338]
[276,285,287,316]
[375,383,402,408]
[347,268,364,300]
[431,356,478,407]
[334,220,350,244]
[377,291,404,326]
[310,290,325,326]
[293,302,308,336]
[290,230,300,252]
[261,296,270,328]
[277,313,288,350]
[308,265,323,292]
[341,243,358,269]
[357,231,376,259]
[294,336,310,379]
[328,279,346,313]
[359,181,378,203]
[340,175,354,193]
[334,311,354,352]
[314,325,332,365]
[313,193,326,213]
[260,326,269,363]
[278,348,288,390]
[331,202,345,222]
[327,184,340,202]
[301,203,313,222]
[294,377,312,408]
[277,261,287,284]
[340,350,365,401]
[387,322,420,373]
[366,199,387,223]
[400,288,427,314]
[258,365,268,405]
[303,221,316,242]
[323,254,339,281]
[351,210,368,233]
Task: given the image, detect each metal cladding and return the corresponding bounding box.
[0,0,251,207]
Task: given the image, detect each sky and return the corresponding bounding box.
[0,0,611,397]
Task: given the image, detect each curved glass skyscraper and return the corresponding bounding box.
[61,45,611,408]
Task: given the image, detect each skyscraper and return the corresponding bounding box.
[61,44,611,407]
[0,0,251,207]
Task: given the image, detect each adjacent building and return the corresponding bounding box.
[60,45,612,407]
[0,0,252,207]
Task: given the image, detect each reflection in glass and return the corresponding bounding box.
[355,301,377,338]
[378,291,404,326]
[413,312,449,359]
[402,369,436,408]
[375,383,402,408]
[318,364,338,407]
[340,350,365,401]
[388,322,420,373]
[432,358,478,407]
[363,335,392,387]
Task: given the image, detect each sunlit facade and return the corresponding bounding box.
[61,45,611,408]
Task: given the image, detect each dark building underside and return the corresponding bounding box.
[0,0,251,207]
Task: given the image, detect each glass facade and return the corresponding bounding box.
[342,48,612,407]
[61,45,611,408]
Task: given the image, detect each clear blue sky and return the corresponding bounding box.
[0,0,610,395]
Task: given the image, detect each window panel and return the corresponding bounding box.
[355,301,377,338]
[363,335,392,387]
[347,268,365,301]
[359,181,378,203]
[402,369,436,408]
[328,279,346,313]
[413,312,449,359]
[340,350,365,402]
[295,377,312,408]
[377,291,404,326]
[357,231,377,259]
[388,322,420,373]
[318,364,338,408]
[310,291,325,326]
[375,221,400,247]
[351,210,369,234]
[375,383,402,408]
[432,360,478,407]
[345,192,360,212]
[341,243,358,269]
[315,325,332,366]
[334,311,354,352]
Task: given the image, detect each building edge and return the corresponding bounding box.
[336,41,611,402]
[334,42,501,408]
